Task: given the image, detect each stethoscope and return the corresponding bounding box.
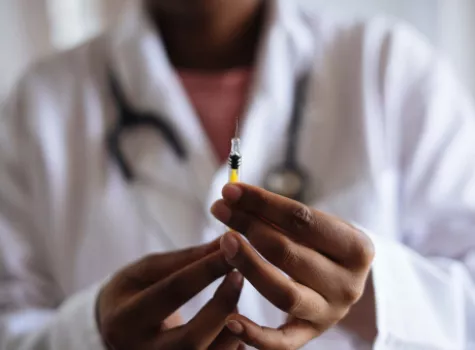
[107,70,311,203]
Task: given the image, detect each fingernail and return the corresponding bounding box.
[226,320,244,335]
[211,202,232,223]
[223,184,243,203]
[228,271,244,290]
[221,233,239,260]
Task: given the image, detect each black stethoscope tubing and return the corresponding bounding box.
[107,71,187,182]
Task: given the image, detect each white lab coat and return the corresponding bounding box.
[1,0,475,349]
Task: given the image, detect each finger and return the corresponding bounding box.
[209,329,243,350]
[215,206,365,304]
[156,328,243,350]
[209,305,243,350]
[226,315,319,350]
[221,184,368,260]
[154,272,244,350]
[220,232,328,322]
[213,187,373,268]
[124,238,222,286]
[213,201,370,310]
[125,250,233,325]
[187,271,244,347]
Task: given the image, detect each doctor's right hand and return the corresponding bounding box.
[96,239,244,350]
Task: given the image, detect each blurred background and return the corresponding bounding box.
[1,0,474,99]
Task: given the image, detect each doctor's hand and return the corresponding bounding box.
[97,240,245,350]
[211,184,375,349]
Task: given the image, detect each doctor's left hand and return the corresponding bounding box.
[211,184,375,349]
[96,241,245,350]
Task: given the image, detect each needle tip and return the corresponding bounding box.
[235,118,239,139]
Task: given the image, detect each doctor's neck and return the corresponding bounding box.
[146,0,266,70]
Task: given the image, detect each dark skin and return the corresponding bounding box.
[211,184,375,348]
[98,240,246,349]
[145,0,266,70]
[98,186,374,349]
[97,1,376,349]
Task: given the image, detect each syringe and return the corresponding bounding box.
[228,118,242,183]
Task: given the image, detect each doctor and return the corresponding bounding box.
[1,0,475,349]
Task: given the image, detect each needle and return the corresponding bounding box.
[235,117,239,139]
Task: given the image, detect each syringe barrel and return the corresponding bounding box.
[229,168,240,183]
[230,138,241,156]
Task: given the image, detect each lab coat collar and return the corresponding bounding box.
[107,0,315,248]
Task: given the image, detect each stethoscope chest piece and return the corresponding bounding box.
[264,164,309,203]
[262,73,313,203]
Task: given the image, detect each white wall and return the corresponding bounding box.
[302,0,438,39]
[45,0,125,49]
[0,0,52,94]
[437,0,475,94]
[303,0,475,95]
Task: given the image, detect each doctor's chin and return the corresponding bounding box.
[1,0,475,349]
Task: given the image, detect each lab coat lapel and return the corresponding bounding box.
[108,2,218,249]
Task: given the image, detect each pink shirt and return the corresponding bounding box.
[178,68,253,164]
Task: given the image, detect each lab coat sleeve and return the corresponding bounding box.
[368,22,475,349]
[0,80,106,350]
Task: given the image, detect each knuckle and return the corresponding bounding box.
[290,205,316,230]
[340,282,363,305]
[279,242,299,270]
[350,232,375,269]
[281,286,303,314]
[308,296,325,317]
